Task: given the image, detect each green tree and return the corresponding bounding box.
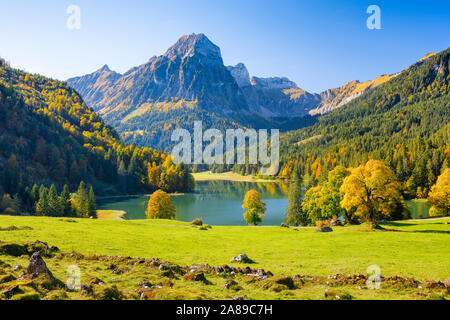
[35,185,49,216]
[242,189,266,226]
[284,171,306,226]
[75,181,89,218]
[60,184,73,217]
[47,184,62,217]
[322,166,351,223]
[88,186,97,218]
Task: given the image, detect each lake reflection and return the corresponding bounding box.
[97,180,289,226]
[97,181,430,225]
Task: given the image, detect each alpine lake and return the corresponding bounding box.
[97,180,430,225]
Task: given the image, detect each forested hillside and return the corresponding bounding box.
[0,58,194,215]
[270,48,450,198]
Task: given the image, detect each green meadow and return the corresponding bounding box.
[0,215,448,280]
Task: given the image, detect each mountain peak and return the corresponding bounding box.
[250,76,298,90]
[227,63,251,87]
[98,64,111,72]
[164,33,222,62]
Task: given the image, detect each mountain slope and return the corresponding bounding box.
[273,47,450,197]
[0,58,193,207]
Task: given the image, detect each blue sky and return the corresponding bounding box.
[1,0,449,93]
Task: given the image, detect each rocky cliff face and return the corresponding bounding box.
[227,63,320,117]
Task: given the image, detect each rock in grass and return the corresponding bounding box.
[230,254,250,263]
[315,227,333,233]
[183,271,208,283]
[224,279,238,289]
[26,252,53,278]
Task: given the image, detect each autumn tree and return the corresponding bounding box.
[145,190,176,219]
[427,168,450,217]
[302,186,326,223]
[340,160,403,228]
[321,166,352,223]
[242,189,266,226]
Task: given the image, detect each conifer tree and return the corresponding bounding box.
[87,186,97,218]
[284,169,306,226]
[61,184,72,217]
[75,181,88,218]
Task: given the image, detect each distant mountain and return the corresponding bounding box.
[227,63,321,117]
[67,33,441,151]
[68,33,317,150]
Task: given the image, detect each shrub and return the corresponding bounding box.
[429,206,447,217]
[191,218,203,226]
[95,284,123,300]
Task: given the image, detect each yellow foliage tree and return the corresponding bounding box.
[145,190,176,220]
[340,160,403,227]
[242,189,266,226]
[427,168,450,217]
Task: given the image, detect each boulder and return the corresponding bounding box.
[26,252,53,278]
[315,227,333,233]
[224,279,238,289]
[183,272,208,283]
[230,254,251,263]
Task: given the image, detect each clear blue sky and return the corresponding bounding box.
[1,0,449,93]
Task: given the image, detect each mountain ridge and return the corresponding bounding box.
[67,33,443,150]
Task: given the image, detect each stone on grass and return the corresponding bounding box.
[230,254,251,263]
[26,252,53,278]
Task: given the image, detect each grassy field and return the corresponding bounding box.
[192,171,281,182]
[0,215,449,300]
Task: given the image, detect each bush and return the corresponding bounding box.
[429,206,447,217]
[95,284,123,300]
[191,218,203,226]
[316,220,330,229]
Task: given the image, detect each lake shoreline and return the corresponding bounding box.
[193,171,284,183]
[97,210,127,220]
